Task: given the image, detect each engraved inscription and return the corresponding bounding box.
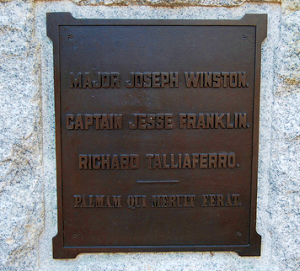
[151,195,195,208]
[66,114,123,130]
[73,194,242,208]
[74,195,122,208]
[146,153,236,169]
[184,72,247,88]
[127,195,147,209]
[70,72,120,89]
[126,72,179,88]
[65,113,249,131]
[202,194,241,207]
[129,113,173,130]
[179,113,247,129]
[69,71,248,89]
[79,154,139,170]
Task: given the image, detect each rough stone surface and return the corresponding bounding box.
[0,0,299,270]
[0,0,44,270]
[275,8,300,95]
[69,0,280,7]
[0,0,283,5]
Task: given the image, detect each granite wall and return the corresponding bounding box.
[0,0,299,270]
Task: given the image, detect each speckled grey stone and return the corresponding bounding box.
[0,0,299,270]
[69,0,283,7]
[0,0,44,270]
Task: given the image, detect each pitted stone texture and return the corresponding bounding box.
[71,0,245,7]
[267,0,300,266]
[282,0,300,11]
[0,0,283,4]
[69,0,281,6]
[274,0,300,95]
[275,10,300,95]
[269,96,300,270]
[0,0,44,270]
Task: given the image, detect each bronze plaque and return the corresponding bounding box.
[47,13,267,259]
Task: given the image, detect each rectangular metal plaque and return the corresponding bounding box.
[47,13,267,259]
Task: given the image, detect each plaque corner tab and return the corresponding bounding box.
[53,233,79,259]
[241,13,268,42]
[46,11,74,22]
[257,14,268,43]
[46,12,74,41]
[237,231,262,257]
[52,232,63,259]
[240,13,268,24]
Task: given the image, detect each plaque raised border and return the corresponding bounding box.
[47,13,267,259]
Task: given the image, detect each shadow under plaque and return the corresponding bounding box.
[47,12,267,259]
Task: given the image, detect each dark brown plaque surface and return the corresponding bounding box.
[47,13,267,259]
